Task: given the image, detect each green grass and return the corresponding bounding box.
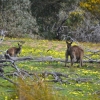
[0,38,100,100]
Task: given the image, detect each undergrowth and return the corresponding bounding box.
[9,78,68,100]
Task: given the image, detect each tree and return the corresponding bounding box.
[80,0,100,20]
[30,0,80,40]
[0,0,38,37]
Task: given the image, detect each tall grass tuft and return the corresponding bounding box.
[9,78,67,100]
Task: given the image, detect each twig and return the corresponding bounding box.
[0,73,17,85]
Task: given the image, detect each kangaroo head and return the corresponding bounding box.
[66,41,73,49]
[18,41,25,48]
[18,43,22,49]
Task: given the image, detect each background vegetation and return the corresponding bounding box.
[0,0,100,42]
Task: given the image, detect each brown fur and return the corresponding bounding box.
[65,41,84,67]
[5,43,22,59]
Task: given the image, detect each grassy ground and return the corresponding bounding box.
[0,38,100,100]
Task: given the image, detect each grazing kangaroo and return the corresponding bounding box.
[5,43,22,59]
[65,41,84,67]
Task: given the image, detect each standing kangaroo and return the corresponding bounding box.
[65,41,84,67]
[5,43,22,59]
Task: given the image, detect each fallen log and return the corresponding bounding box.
[0,56,33,63]
[42,71,92,84]
[0,56,100,63]
[31,56,100,63]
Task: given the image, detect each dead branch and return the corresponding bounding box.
[0,29,7,43]
[74,78,92,83]
[31,56,100,63]
[0,56,33,63]
[42,71,69,84]
[0,73,17,85]
[0,55,34,84]
[0,53,99,85]
[42,71,68,78]
[93,90,100,96]
[42,71,92,84]
[1,55,100,64]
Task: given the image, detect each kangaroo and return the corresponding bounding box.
[65,41,84,67]
[5,43,22,59]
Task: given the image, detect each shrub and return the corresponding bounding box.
[9,78,67,100]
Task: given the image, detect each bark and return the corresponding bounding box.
[42,71,92,84]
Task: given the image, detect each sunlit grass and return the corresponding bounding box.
[0,38,100,100]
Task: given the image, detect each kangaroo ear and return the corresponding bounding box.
[70,40,73,44]
[18,43,20,46]
[66,41,69,44]
[70,41,73,44]
[18,43,22,47]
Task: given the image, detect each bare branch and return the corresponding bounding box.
[0,29,7,43]
[0,73,17,85]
